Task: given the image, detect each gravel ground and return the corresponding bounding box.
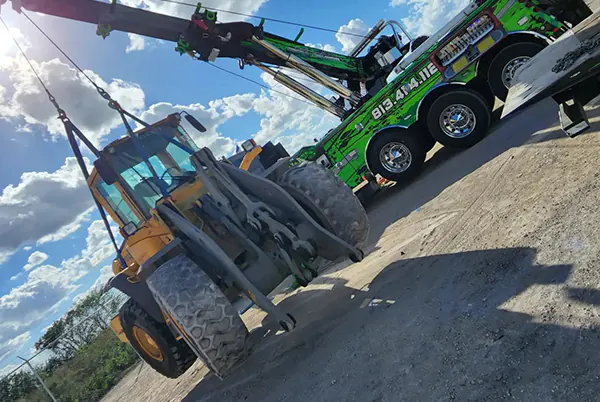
[102,99,600,402]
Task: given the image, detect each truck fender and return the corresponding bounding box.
[415,82,468,122]
[475,31,551,77]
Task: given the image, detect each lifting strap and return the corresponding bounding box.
[59,111,126,269]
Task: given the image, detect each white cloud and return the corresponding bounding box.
[82,220,120,267]
[59,221,121,284]
[0,331,31,363]
[23,251,49,272]
[0,57,145,146]
[126,33,146,53]
[23,246,32,251]
[251,72,339,152]
[92,265,114,293]
[0,266,77,346]
[390,0,471,36]
[0,157,94,263]
[336,19,369,54]
[37,207,94,245]
[0,219,120,364]
[0,250,16,266]
[73,265,113,304]
[0,28,30,57]
[139,93,257,157]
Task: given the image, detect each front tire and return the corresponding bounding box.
[487,42,544,101]
[426,89,491,148]
[147,254,252,379]
[279,162,369,248]
[366,129,427,183]
[120,299,196,378]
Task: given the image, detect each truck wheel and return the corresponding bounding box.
[279,162,369,248]
[120,298,196,378]
[426,89,490,148]
[366,129,426,183]
[487,42,544,101]
[146,254,251,378]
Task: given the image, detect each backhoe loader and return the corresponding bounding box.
[86,112,369,378]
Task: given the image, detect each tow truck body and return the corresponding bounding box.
[296,0,589,193]
[0,0,592,200]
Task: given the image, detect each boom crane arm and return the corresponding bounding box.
[1,0,407,116]
[2,0,371,78]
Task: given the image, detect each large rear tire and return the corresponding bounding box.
[146,254,252,378]
[279,162,369,248]
[366,129,427,183]
[120,299,196,378]
[426,89,491,148]
[487,42,544,101]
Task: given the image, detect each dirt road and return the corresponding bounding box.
[103,99,600,402]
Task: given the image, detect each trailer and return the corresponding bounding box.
[503,2,600,136]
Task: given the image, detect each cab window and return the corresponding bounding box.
[95,178,141,228]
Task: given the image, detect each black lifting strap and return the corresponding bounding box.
[1,14,127,269]
[58,105,127,270]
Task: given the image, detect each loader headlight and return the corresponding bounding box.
[242,139,257,152]
[436,14,495,67]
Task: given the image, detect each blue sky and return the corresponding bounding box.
[0,0,469,374]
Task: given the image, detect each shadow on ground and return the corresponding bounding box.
[183,246,600,402]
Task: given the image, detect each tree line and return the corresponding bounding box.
[0,289,138,402]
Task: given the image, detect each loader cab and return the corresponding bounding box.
[88,113,202,235]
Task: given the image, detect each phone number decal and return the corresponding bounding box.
[371,63,438,120]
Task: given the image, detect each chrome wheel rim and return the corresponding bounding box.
[379,142,412,173]
[439,104,477,139]
[501,56,530,88]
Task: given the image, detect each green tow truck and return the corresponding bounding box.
[4,0,593,202]
[294,0,592,200]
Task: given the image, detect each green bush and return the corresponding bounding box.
[1,291,139,402]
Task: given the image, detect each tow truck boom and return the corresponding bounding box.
[1,0,413,117]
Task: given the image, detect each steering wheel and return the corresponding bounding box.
[159,167,180,180]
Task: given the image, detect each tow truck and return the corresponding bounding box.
[0,0,592,201]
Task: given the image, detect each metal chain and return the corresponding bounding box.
[552,32,600,73]
[22,11,118,103]
[1,14,125,264]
